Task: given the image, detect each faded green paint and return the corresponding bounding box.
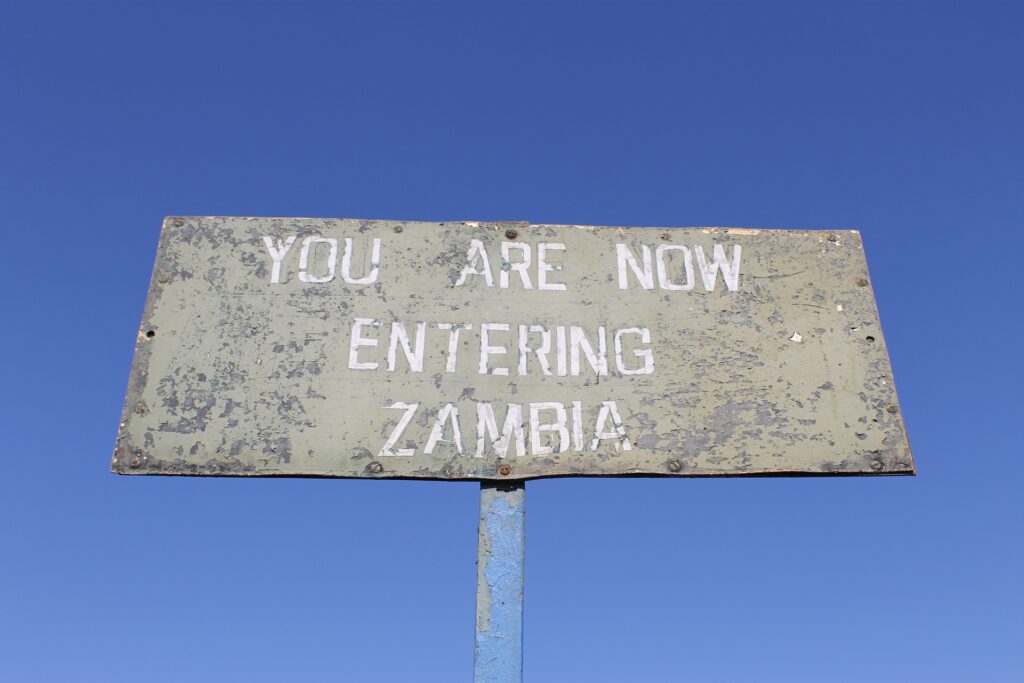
[112,217,914,480]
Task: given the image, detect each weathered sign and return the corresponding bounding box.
[112,217,914,480]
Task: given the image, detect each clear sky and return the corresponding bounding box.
[2,1,1022,682]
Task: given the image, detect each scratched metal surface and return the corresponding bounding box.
[475,483,526,680]
[112,217,914,479]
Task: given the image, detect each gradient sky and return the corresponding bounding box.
[2,2,1022,682]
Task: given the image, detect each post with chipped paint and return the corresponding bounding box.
[475,482,526,683]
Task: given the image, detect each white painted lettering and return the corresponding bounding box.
[529,402,569,455]
[424,404,464,454]
[695,243,742,292]
[348,318,380,370]
[379,402,418,457]
[614,327,654,375]
[570,326,608,376]
[571,400,584,452]
[591,400,632,451]
[437,323,471,373]
[616,243,654,290]
[261,235,297,284]
[517,324,553,376]
[455,239,494,287]
[655,244,695,291]
[479,323,510,376]
[500,242,532,289]
[387,321,427,372]
[340,237,381,285]
[537,243,567,291]
[298,236,338,283]
[475,403,526,458]
[555,325,568,377]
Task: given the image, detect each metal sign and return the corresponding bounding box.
[112,217,914,480]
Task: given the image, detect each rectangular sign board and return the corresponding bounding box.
[113,217,914,480]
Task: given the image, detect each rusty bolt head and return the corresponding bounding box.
[172,218,184,227]
[498,464,512,476]
[368,461,383,474]
[870,459,883,471]
[393,225,403,233]
[660,233,671,241]
[667,460,682,473]
[826,233,837,242]
[134,401,148,414]
[129,457,141,468]
[856,277,869,287]
[504,229,518,240]
[886,405,899,414]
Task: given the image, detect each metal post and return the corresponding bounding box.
[474,482,526,683]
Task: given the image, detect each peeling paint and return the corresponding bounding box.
[112,217,914,479]
[474,483,525,680]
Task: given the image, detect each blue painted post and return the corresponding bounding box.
[474,482,526,683]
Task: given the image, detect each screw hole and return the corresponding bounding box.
[145,330,156,338]
[865,335,875,342]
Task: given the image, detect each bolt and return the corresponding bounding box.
[870,459,883,471]
[368,461,383,474]
[826,233,837,242]
[886,405,898,414]
[856,277,868,287]
[505,229,518,240]
[134,401,148,414]
[172,218,184,227]
[393,225,403,233]
[156,271,171,283]
[130,457,141,468]
[667,460,682,473]
[660,233,670,241]
[498,464,512,476]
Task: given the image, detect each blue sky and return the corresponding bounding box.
[2,1,1022,681]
